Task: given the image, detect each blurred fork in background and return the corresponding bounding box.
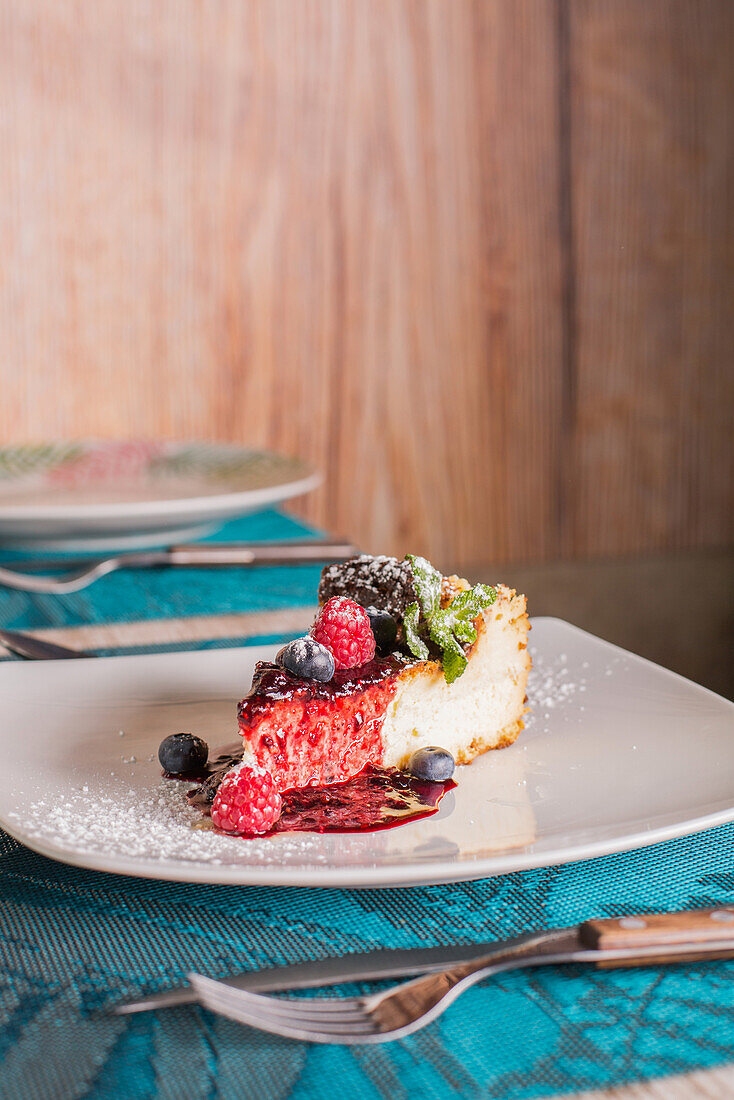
[0,539,358,595]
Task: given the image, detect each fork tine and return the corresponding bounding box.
[7,554,134,594]
[204,995,373,1034]
[183,975,365,1018]
[243,1000,370,1022]
[0,557,121,594]
[239,994,364,1014]
[189,976,369,1023]
[188,974,381,1044]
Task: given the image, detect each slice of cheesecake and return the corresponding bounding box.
[237,556,530,792]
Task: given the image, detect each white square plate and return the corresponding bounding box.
[1,618,732,888]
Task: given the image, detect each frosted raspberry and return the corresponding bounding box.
[311,596,376,669]
[211,761,282,835]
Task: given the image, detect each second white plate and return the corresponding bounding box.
[0,440,319,548]
[1,618,733,888]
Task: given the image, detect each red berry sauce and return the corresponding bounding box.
[272,766,454,834]
[185,746,455,836]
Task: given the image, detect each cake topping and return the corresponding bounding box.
[311,596,376,669]
[318,555,417,619]
[317,553,498,684]
[242,654,407,712]
[276,636,335,682]
[210,759,282,835]
[404,555,497,684]
[365,606,398,655]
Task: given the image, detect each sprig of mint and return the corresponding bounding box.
[403,555,497,684]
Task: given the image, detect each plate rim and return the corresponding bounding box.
[6,800,734,890]
[0,471,321,522]
[1,617,733,889]
[0,439,320,521]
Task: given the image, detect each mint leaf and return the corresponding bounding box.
[442,637,467,684]
[405,554,441,620]
[404,602,429,660]
[404,556,497,684]
[428,609,467,682]
[426,607,450,646]
[474,583,498,606]
[452,617,478,645]
[451,584,497,619]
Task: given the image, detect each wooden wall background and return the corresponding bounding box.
[0,0,731,568]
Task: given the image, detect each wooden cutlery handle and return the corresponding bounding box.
[581,908,734,968]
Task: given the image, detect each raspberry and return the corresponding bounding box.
[311,596,376,669]
[211,761,282,835]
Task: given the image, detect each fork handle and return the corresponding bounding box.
[580,908,734,968]
[365,912,734,1037]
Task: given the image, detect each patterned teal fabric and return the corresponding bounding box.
[1,510,733,1099]
[0,510,324,637]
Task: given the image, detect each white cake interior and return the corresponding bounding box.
[380,585,530,768]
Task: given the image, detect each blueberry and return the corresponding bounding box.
[365,606,398,655]
[158,732,209,775]
[276,636,335,682]
[408,746,455,782]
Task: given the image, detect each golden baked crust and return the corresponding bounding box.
[440,574,471,606]
[453,714,526,765]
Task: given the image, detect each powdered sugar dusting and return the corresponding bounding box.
[16,779,329,868]
[525,645,587,732]
[223,752,270,781]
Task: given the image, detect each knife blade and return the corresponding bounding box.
[0,627,94,660]
[113,936,553,1015]
[5,539,358,573]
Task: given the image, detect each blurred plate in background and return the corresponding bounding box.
[0,441,320,550]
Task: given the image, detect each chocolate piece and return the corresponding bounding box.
[318,555,417,619]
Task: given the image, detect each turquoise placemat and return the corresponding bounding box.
[1,509,733,1099]
[0,510,323,640]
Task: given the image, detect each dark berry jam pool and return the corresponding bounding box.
[180,745,454,836]
[272,766,454,834]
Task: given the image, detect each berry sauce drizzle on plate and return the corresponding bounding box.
[181,746,454,836]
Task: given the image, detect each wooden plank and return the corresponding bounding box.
[2,1,730,566]
[566,0,734,557]
[567,1064,734,1099]
[458,0,566,565]
[0,0,565,567]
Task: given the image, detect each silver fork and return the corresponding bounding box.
[188,908,734,1044]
